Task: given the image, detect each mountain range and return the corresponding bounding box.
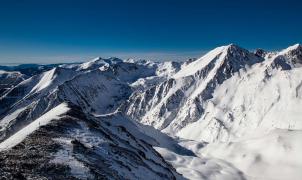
[0,44,301,180]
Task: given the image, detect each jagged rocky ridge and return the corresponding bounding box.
[0,103,180,179]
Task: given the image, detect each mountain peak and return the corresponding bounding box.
[86,57,122,64]
[79,57,123,70]
[226,43,240,48]
[91,56,103,62]
[254,48,267,57]
[224,43,249,54]
[280,43,302,55]
[173,44,259,79]
[288,43,301,49]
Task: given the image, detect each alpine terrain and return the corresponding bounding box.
[0,44,301,180]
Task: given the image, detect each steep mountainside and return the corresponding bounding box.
[125,44,264,135]
[178,44,302,142]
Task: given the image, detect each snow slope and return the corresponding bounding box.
[29,67,79,94]
[29,68,56,93]
[0,106,27,132]
[173,46,227,79]
[155,146,245,180]
[0,103,69,151]
[197,129,302,180]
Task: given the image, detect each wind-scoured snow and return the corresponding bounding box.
[0,103,69,151]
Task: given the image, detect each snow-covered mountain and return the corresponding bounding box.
[125,44,264,135]
[125,44,302,141]
[0,44,301,180]
[123,44,302,179]
[178,44,302,142]
[0,58,183,179]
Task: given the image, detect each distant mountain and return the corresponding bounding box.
[0,63,63,76]
[0,70,27,96]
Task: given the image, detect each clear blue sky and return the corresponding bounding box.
[0,0,301,63]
